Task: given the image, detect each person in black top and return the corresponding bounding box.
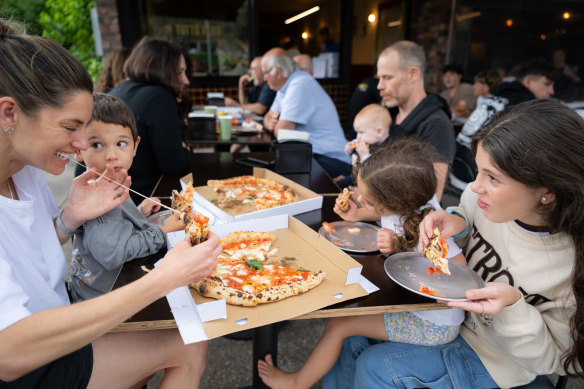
[225,56,276,116]
[376,41,455,200]
[451,59,555,192]
[109,37,192,204]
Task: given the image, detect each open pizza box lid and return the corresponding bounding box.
[179,168,323,224]
[165,214,375,341]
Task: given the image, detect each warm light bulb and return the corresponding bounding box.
[506,19,513,27]
[301,32,308,40]
[540,34,547,40]
[368,13,376,23]
[563,12,571,20]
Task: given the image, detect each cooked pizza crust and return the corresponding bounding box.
[256,271,325,304]
[336,188,352,212]
[423,228,450,275]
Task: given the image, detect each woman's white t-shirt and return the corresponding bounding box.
[381,194,465,326]
[0,166,69,331]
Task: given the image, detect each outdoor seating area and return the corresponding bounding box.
[1,1,584,388]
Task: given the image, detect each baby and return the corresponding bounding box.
[346,103,391,165]
[69,93,184,302]
[335,104,391,188]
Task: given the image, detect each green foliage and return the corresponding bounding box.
[0,0,45,34]
[39,0,102,81]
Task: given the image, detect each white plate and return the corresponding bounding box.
[318,221,379,253]
[384,252,485,301]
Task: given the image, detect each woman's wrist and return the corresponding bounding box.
[56,209,83,235]
[446,209,469,238]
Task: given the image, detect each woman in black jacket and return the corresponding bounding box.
[110,37,192,203]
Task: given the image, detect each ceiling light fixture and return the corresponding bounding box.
[285,6,320,25]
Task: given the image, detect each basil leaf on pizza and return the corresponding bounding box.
[191,231,325,306]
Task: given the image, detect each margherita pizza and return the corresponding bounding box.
[171,183,195,213]
[191,231,325,306]
[423,228,450,275]
[207,176,298,213]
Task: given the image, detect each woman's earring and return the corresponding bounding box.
[3,127,15,134]
[541,196,547,203]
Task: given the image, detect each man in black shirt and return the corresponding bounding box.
[377,41,455,200]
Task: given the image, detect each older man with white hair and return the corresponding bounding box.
[262,48,351,178]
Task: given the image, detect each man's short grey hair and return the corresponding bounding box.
[380,40,426,76]
[264,52,298,78]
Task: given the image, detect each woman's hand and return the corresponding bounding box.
[417,210,466,252]
[160,212,185,234]
[447,282,523,316]
[140,197,161,216]
[154,232,221,291]
[377,227,397,254]
[61,165,131,229]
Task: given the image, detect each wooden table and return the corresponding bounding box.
[112,152,443,388]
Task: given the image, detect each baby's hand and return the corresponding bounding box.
[140,197,161,216]
[355,142,370,158]
[345,140,357,155]
[160,212,185,234]
[377,228,397,254]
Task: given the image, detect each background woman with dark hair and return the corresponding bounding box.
[95,47,130,93]
[110,37,192,203]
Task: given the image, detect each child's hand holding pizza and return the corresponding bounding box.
[417,209,467,252]
[160,212,185,234]
[140,197,161,216]
[355,141,370,159]
[377,227,397,254]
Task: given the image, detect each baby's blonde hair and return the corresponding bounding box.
[354,104,391,134]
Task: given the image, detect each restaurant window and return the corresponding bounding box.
[408,0,584,99]
[257,0,343,79]
[136,0,250,78]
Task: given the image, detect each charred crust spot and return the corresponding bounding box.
[237,292,243,297]
[257,293,263,298]
[248,295,253,299]
[210,276,222,282]
[199,285,207,293]
[267,297,272,301]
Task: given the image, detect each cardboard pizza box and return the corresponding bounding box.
[165,214,372,341]
[180,168,323,223]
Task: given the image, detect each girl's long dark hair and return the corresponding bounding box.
[472,99,584,377]
[354,138,437,251]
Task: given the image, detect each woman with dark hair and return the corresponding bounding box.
[0,20,219,388]
[110,37,192,203]
[95,47,131,93]
[323,99,584,388]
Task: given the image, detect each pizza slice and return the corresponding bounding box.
[219,231,275,261]
[423,228,450,275]
[171,183,195,213]
[182,211,210,245]
[336,188,352,212]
